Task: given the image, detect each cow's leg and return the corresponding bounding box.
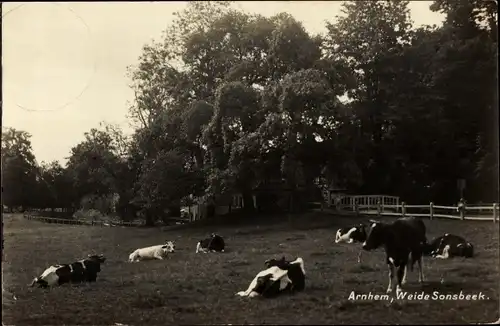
[236,276,258,297]
[248,291,260,298]
[357,251,362,264]
[417,256,424,283]
[401,264,408,285]
[386,263,395,294]
[435,245,450,259]
[396,264,405,294]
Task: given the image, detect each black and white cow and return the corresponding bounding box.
[424,233,474,259]
[196,233,225,253]
[335,224,367,263]
[29,254,106,288]
[362,216,427,295]
[236,257,306,298]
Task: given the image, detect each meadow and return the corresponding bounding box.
[2,211,499,325]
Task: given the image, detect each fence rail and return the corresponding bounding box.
[23,213,142,227]
[331,195,499,223]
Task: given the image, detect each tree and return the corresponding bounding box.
[66,126,127,213]
[1,128,40,210]
[324,1,415,194]
[428,0,498,202]
[134,150,204,226]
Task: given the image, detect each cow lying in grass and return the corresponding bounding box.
[335,224,367,263]
[424,233,474,259]
[236,256,306,298]
[362,217,427,295]
[196,233,225,253]
[29,254,106,288]
[128,241,175,262]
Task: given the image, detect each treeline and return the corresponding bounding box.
[2,1,497,224]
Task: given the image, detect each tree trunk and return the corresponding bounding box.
[242,191,255,213]
[144,210,156,227]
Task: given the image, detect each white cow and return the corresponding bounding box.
[128,241,175,262]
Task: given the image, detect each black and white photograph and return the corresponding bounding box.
[2,1,499,324]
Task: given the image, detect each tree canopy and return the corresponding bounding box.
[3,0,497,222]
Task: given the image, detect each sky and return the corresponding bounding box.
[2,1,445,165]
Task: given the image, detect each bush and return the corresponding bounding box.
[72,209,103,221]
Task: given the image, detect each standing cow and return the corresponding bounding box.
[30,254,106,288]
[196,233,225,253]
[362,216,427,295]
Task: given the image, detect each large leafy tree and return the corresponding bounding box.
[1,128,40,210]
[134,150,204,225]
[324,1,415,195]
[65,124,129,212]
[37,161,74,211]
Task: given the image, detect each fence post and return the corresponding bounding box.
[377,199,381,217]
[401,202,406,217]
[493,203,498,224]
[429,202,434,220]
[459,203,465,220]
[355,200,359,216]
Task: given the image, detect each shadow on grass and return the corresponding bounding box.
[349,264,379,273]
[233,228,278,236]
[225,260,251,268]
[132,292,168,309]
[164,210,368,234]
[285,234,306,241]
[333,299,378,311]
[413,280,482,294]
[343,278,373,285]
[310,251,336,257]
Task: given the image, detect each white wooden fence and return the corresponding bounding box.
[332,195,499,223]
[23,213,142,227]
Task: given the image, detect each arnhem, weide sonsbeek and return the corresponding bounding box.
[348,291,489,301]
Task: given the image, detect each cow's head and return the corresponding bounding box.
[335,224,367,244]
[87,254,106,263]
[162,241,175,253]
[458,242,474,258]
[264,256,288,269]
[362,220,388,251]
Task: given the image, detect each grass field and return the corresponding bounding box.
[2,211,499,325]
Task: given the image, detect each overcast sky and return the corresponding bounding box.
[2,1,445,165]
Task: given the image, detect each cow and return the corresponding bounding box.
[128,241,175,262]
[196,233,225,253]
[236,257,305,298]
[362,216,427,295]
[424,233,474,259]
[335,224,367,263]
[29,254,106,288]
